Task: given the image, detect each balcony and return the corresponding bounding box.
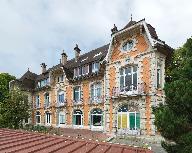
[57,100,67,107]
[44,101,51,109]
[89,96,104,104]
[112,83,146,98]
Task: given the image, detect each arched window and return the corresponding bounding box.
[91,108,103,127]
[117,105,140,130]
[36,111,41,124]
[73,109,83,126]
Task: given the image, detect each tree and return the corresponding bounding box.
[154,37,192,153]
[0,89,30,129]
[0,73,15,102]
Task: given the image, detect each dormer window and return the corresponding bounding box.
[57,75,64,83]
[82,65,89,75]
[92,62,99,73]
[74,68,79,77]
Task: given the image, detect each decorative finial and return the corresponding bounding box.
[131,14,132,21]
[28,68,30,71]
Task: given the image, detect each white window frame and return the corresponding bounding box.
[59,112,65,126]
[91,82,102,102]
[73,86,81,103]
[58,91,65,106]
[82,65,89,75]
[36,95,40,108]
[92,62,99,73]
[157,64,162,88]
[36,112,41,124]
[119,66,138,93]
[44,93,50,107]
[45,112,51,125]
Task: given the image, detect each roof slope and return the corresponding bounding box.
[0,128,153,153]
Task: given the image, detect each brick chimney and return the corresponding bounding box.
[111,24,118,36]
[41,63,47,74]
[61,50,68,65]
[74,44,81,61]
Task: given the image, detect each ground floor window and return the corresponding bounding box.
[45,112,51,125]
[36,112,41,124]
[91,108,103,126]
[73,110,83,126]
[117,105,140,130]
[59,112,65,125]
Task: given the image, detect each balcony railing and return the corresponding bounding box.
[112,83,146,97]
[89,96,104,104]
[44,100,50,108]
[73,98,83,105]
[57,100,67,107]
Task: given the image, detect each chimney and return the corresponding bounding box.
[41,63,47,74]
[74,44,81,61]
[111,24,118,36]
[61,50,68,65]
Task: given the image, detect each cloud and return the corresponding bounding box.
[0,0,192,77]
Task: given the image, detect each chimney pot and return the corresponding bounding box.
[41,63,47,74]
[61,50,68,64]
[74,44,81,61]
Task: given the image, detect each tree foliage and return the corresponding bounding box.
[154,37,192,153]
[0,89,30,129]
[0,73,15,102]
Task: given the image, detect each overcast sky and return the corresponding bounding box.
[0,0,192,78]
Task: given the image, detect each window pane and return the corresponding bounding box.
[133,73,137,90]
[120,68,123,75]
[120,76,124,89]
[125,67,131,75]
[125,74,132,91]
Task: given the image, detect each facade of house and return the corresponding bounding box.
[10,19,172,136]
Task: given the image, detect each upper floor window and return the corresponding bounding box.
[74,68,79,77]
[157,64,162,88]
[44,93,50,107]
[57,75,64,83]
[122,40,134,51]
[38,77,49,88]
[92,62,99,73]
[73,86,81,102]
[82,65,89,75]
[36,95,40,108]
[120,66,137,92]
[91,82,102,102]
[58,91,65,105]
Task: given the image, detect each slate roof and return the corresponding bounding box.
[0,128,153,153]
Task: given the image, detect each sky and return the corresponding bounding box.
[0,0,192,78]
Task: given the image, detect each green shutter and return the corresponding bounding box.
[136,113,140,129]
[129,113,135,129]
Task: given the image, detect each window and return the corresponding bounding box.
[82,65,89,75]
[38,78,49,88]
[122,40,134,51]
[157,64,162,88]
[117,105,140,130]
[73,86,81,102]
[119,66,137,92]
[58,91,65,105]
[45,112,51,125]
[36,95,40,108]
[91,82,102,102]
[36,112,41,124]
[91,109,103,127]
[57,75,64,83]
[92,62,99,73]
[74,68,79,77]
[44,93,50,107]
[73,110,83,126]
[59,112,65,125]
